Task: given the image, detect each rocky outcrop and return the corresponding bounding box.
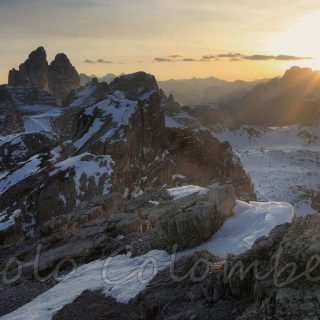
[223,213,320,319]
[8,47,49,91]
[48,213,320,320]
[0,84,61,135]
[0,132,58,171]
[72,72,255,200]
[0,183,234,275]
[151,184,236,250]
[134,213,320,320]
[0,152,113,245]
[7,47,80,103]
[165,128,255,201]
[0,85,24,134]
[48,53,80,103]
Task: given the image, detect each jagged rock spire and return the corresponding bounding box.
[8,47,80,104]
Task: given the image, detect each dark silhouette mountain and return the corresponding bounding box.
[8,47,80,103]
[8,46,49,91]
[231,66,320,126]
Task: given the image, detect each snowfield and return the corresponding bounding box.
[0,197,294,320]
[215,125,320,216]
[179,200,294,258]
[0,250,171,320]
[22,107,63,133]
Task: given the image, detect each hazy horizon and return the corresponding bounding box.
[1,0,320,83]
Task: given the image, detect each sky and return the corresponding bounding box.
[1,0,320,83]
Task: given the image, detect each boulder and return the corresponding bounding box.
[151,184,236,250]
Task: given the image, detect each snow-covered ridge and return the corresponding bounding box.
[0,154,43,194]
[73,91,139,149]
[74,119,105,150]
[50,152,114,197]
[84,91,138,122]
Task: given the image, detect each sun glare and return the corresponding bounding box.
[268,11,320,70]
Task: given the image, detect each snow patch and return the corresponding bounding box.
[24,109,62,133]
[168,185,209,200]
[165,115,185,129]
[84,91,137,125]
[50,153,113,197]
[0,155,43,194]
[74,118,104,150]
[0,250,170,320]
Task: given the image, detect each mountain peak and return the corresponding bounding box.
[8,47,80,104]
[109,71,158,100]
[283,66,315,81]
[52,53,70,63]
[33,46,46,56]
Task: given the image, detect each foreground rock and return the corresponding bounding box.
[0,184,235,274]
[135,213,320,320]
[151,184,235,250]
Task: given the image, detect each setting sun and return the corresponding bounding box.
[268,11,320,70]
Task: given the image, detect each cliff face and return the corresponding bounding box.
[48,53,80,103]
[73,72,255,199]
[0,71,255,246]
[8,47,49,91]
[8,47,80,104]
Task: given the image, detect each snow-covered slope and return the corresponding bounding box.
[179,200,294,257]
[0,250,170,320]
[215,125,320,215]
[23,108,62,133]
[0,198,293,320]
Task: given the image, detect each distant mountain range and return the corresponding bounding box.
[158,77,269,105]
[229,66,320,126]
[79,73,117,86]
[81,73,269,106]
